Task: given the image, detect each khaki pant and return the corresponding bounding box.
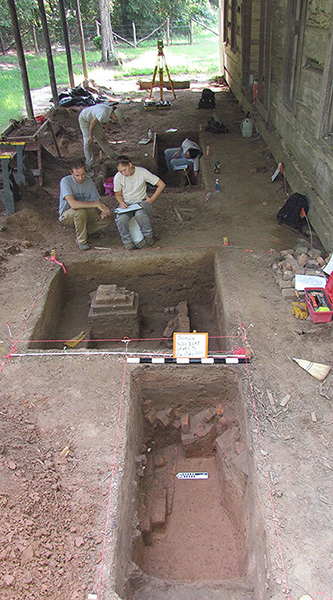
[78,115,117,168]
[60,207,112,244]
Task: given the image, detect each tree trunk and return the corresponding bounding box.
[98,0,116,62]
[7,0,34,119]
[37,0,59,107]
[32,23,39,54]
[75,0,89,79]
[0,29,6,55]
[58,0,75,88]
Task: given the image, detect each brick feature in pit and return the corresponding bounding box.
[88,284,140,340]
[137,404,235,545]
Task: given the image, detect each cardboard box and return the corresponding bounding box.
[305,272,333,323]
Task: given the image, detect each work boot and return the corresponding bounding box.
[135,239,146,249]
[144,237,154,247]
[77,241,91,251]
[124,242,136,251]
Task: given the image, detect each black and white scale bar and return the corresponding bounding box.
[127,356,249,364]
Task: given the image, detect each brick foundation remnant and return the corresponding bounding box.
[88,284,140,340]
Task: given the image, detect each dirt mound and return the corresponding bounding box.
[4,203,57,245]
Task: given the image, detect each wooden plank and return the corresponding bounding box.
[138,80,190,90]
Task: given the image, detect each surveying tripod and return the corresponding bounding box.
[149,39,176,100]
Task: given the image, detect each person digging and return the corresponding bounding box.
[164,138,202,184]
[113,155,166,250]
[59,157,112,251]
[78,104,125,176]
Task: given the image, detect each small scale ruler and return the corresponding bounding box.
[176,472,208,480]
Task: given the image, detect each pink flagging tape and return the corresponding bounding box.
[45,255,67,273]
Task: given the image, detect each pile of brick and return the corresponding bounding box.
[272,238,328,299]
[163,300,190,337]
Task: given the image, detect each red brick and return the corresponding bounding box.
[176,301,188,316]
[235,441,246,455]
[145,412,156,426]
[150,488,167,528]
[204,408,216,422]
[156,408,173,427]
[153,454,165,468]
[181,413,190,433]
[139,510,152,546]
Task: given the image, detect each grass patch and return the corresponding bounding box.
[0,32,219,132]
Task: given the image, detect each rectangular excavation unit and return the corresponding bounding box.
[28,252,225,351]
[113,368,269,600]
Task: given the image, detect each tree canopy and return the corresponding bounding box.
[1,0,216,56]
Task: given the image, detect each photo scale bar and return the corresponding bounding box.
[127,357,249,364]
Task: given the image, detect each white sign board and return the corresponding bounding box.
[173,332,208,359]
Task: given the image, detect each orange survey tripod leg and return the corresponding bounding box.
[148,39,176,101]
[149,64,158,99]
[164,60,176,100]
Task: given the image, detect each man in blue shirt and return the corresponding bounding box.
[59,158,112,250]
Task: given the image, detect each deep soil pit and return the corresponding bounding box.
[116,368,264,600]
[29,252,225,351]
[155,132,201,188]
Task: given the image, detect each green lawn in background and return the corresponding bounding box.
[0,32,219,132]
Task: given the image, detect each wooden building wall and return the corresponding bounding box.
[221,0,333,251]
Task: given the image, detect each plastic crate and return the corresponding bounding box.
[305,272,333,323]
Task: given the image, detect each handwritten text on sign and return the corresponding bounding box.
[173,332,208,358]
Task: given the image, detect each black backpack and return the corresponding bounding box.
[198,88,215,109]
[277,193,309,231]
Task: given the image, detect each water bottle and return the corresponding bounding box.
[147,128,152,139]
[215,178,220,192]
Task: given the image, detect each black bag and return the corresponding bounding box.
[277,193,309,231]
[198,88,215,109]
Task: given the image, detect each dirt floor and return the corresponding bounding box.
[0,73,332,600]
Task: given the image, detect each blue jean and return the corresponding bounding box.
[115,203,152,245]
[164,147,194,171]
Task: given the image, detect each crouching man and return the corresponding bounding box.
[59,157,112,250]
[114,155,166,250]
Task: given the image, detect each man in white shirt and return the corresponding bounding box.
[113,155,166,250]
[78,104,124,174]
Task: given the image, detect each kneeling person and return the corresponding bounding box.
[59,158,112,250]
[114,155,166,250]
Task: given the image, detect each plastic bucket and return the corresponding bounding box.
[129,218,144,244]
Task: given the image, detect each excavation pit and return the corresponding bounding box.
[28,252,225,351]
[114,368,268,600]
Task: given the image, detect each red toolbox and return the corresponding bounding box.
[305,272,333,323]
